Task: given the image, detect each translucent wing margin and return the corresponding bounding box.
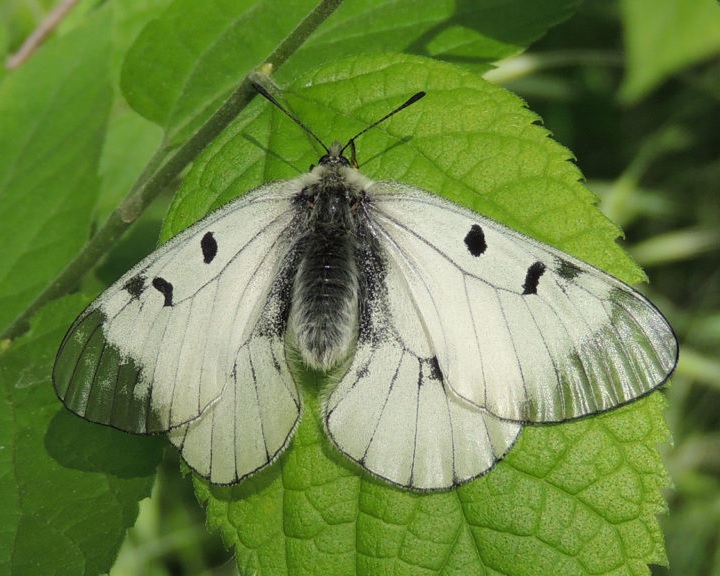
[367,182,678,424]
[53,181,302,482]
[323,249,521,490]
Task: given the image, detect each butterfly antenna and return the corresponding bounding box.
[252,82,330,153]
[340,91,426,159]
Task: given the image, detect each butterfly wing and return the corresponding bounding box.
[323,232,521,490]
[54,181,303,483]
[366,181,678,424]
[167,280,300,483]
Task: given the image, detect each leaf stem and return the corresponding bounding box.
[1,0,344,341]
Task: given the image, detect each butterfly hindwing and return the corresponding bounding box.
[168,281,300,484]
[323,243,521,490]
[367,181,677,424]
[54,181,303,481]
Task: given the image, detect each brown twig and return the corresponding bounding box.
[6,0,81,70]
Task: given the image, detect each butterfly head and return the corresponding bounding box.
[317,141,353,169]
[304,141,371,203]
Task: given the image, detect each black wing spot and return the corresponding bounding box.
[123,275,145,298]
[464,224,487,257]
[428,356,444,381]
[418,356,444,388]
[152,277,174,307]
[201,231,218,264]
[556,258,582,280]
[522,261,546,295]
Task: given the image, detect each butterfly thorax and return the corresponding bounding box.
[287,149,373,371]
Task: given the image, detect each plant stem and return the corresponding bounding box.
[1,0,344,341]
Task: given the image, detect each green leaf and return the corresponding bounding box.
[620,0,720,102]
[0,8,112,335]
[169,53,669,576]
[289,0,582,76]
[120,0,321,145]
[120,0,581,146]
[0,295,164,576]
[94,0,172,224]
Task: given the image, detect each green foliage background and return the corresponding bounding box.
[1,0,718,575]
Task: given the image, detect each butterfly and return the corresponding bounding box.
[53,87,678,490]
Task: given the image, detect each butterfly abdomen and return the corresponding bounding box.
[290,226,359,371]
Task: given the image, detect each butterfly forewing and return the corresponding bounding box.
[54,182,303,474]
[368,181,677,424]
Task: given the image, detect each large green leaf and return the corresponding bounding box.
[121,0,580,146]
[120,0,320,145]
[168,53,670,576]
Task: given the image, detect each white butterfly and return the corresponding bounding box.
[53,90,678,490]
